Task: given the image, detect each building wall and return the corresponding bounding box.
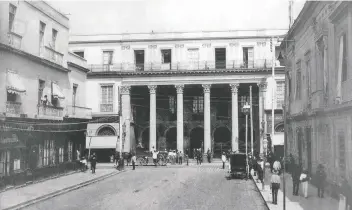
[0,1,69,68]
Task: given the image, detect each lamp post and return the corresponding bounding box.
[242,102,250,179]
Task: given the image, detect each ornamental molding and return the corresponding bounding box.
[258,82,268,92]
[202,43,211,48]
[121,45,130,50]
[148,45,157,49]
[202,84,211,93]
[229,83,239,93]
[148,85,157,94]
[175,84,184,94]
[229,42,239,47]
[120,85,131,95]
[175,44,184,48]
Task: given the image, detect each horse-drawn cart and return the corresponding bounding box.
[135,147,167,166]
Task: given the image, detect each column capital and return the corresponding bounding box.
[120,85,131,95]
[257,82,268,92]
[148,85,157,94]
[202,84,211,93]
[175,84,184,94]
[229,83,239,93]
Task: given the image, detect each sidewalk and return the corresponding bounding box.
[254,167,339,210]
[0,168,121,210]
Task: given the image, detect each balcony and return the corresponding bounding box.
[100,104,113,113]
[37,104,64,120]
[44,46,63,66]
[88,59,282,72]
[6,101,22,117]
[65,105,92,119]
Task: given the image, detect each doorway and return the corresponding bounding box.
[213,127,231,158]
[243,47,254,68]
[165,127,177,150]
[215,48,226,69]
[190,127,204,158]
[134,50,145,71]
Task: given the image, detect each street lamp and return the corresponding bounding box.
[242,102,250,178]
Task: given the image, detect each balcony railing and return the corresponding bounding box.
[100,104,113,112]
[7,32,22,49]
[6,101,22,116]
[66,105,92,119]
[88,59,282,72]
[44,46,63,66]
[38,104,64,119]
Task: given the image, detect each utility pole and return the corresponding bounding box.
[271,37,276,153]
[250,86,253,156]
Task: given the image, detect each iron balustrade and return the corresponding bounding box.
[38,104,64,117]
[88,59,282,72]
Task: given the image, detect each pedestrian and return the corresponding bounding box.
[292,163,301,196]
[221,152,226,169]
[270,170,281,205]
[131,152,136,170]
[300,169,310,198]
[176,149,179,164]
[179,151,183,164]
[207,149,211,163]
[340,177,352,210]
[273,157,281,174]
[198,149,202,165]
[316,164,326,198]
[257,159,265,191]
[151,147,159,167]
[90,153,97,174]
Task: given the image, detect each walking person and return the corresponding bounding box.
[270,170,281,205]
[221,152,226,169]
[198,149,202,165]
[152,147,159,167]
[300,169,310,198]
[292,163,301,196]
[316,164,326,198]
[90,153,97,174]
[257,159,265,191]
[207,149,211,163]
[179,151,183,165]
[273,157,282,175]
[131,152,136,170]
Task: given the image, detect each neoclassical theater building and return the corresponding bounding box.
[69,30,286,159]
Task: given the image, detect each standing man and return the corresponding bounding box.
[207,149,211,163]
[292,162,301,196]
[90,153,97,174]
[179,151,183,165]
[131,152,136,170]
[152,147,159,167]
[221,152,226,169]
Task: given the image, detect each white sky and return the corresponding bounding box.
[48,0,306,35]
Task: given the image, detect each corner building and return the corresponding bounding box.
[69,30,286,160]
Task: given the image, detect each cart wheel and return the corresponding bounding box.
[137,157,145,166]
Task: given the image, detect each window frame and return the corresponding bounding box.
[52,29,58,49]
[100,84,114,112]
[296,60,302,100]
[9,4,17,31]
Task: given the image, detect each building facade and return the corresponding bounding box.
[0,1,91,186]
[283,1,352,193]
[70,30,286,160]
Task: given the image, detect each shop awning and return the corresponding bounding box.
[272,133,284,146]
[86,136,119,149]
[6,71,26,95]
[52,83,65,99]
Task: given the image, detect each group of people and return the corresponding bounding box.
[79,152,97,174]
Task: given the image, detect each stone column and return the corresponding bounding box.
[258,82,267,154]
[202,84,211,156]
[175,85,184,153]
[230,83,239,152]
[148,85,157,151]
[121,85,131,152]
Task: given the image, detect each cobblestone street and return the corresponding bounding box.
[22,166,268,210]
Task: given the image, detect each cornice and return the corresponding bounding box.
[67,62,90,73]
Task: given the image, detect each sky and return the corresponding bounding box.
[48,0,306,35]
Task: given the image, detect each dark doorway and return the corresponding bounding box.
[190,127,204,158]
[242,47,254,68]
[213,127,231,158]
[134,50,145,71]
[165,127,177,150]
[215,48,226,69]
[141,128,150,150]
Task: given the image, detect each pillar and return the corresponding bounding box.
[202,84,211,155]
[148,85,157,151]
[121,85,131,152]
[175,84,184,152]
[258,82,267,155]
[230,83,239,152]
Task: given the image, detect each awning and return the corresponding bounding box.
[86,136,119,149]
[6,71,26,95]
[52,83,65,99]
[272,133,284,146]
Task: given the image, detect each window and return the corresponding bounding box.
[73,84,77,107]
[9,4,16,31]
[342,34,348,82]
[296,61,302,99]
[134,50,145,71]
[193,96,204,113]
[215,48,226,69]
[68,141,73,161]
[169,96,176,114]
[39,22,46,56]
[38,144,43,167]
[74,51,84,58]
[0,151,10,176]
[187,48,199,70]
[338,131,346,177]
[58,147,64,163]
[52,29,57,49]
[243,47,254,68]
[276,82,285,108]
[306,58,311,98]
[103,51,113,71]
[100,85,113,112]
[161,49,171,63]
[43,140,55,166]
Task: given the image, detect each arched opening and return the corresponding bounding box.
[275,122,284,132]
[165,127,177,150]
[141,128,150,150]
[213,127,231,158]
[97,126,116,136]
[190,127,204,158]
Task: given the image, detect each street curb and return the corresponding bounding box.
[2,170,126,210]
[252,178,271,210]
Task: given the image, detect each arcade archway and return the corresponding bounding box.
[213,127,231,158]
[165,127,177,150]
[190,127,204,158]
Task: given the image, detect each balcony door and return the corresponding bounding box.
[187,48,199,70]
[103,51,113,71]
[243,47,254,68]
[161,49,171,70]
[215,48,226,69]
[134,50,145,71]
